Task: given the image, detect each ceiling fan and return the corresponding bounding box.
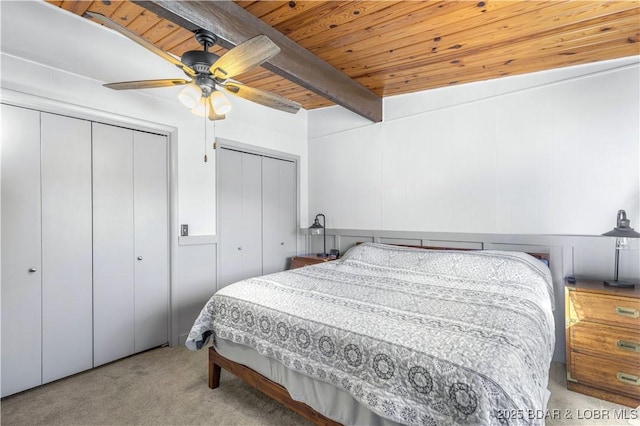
[85,11,301,120]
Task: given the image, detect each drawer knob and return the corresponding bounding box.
[615,306,639,318]
[616,340,640,352]
[616,372,640,386]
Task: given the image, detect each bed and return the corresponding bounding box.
[187,242,555,425]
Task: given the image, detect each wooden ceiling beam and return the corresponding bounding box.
[134,0,383,122]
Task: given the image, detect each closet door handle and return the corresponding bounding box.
[28,268,37,273]
[237,247,242,251]
[280,242,284,245]
[137,256,143,261]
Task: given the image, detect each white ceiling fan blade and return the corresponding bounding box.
[207,96,226,121]
[223,82,300,114]
[211,35,280,80]
[104,79,190,90]
[85,11,196,77]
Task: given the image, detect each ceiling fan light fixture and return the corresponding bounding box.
[190,96,207,117]
[210,91,232,115]
[178,84,202,109]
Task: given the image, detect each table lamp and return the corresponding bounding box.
[602,210,640,288]
[308,214,327,258]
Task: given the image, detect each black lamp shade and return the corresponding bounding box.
[309,218,324,232]
[602,210,640,238]
[602,227,640,238]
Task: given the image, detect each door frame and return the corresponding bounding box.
[0,89,178,346]
[215,138,301,292]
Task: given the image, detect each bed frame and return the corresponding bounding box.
[207,243,550,426]
[209,347,341,425]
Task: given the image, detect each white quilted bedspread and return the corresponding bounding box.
[187,243,555,425]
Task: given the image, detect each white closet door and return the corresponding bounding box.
[93,123,135,366]
[262,157,297,275]
[41,113,93,383]
[281,160,297,264]
[241,153,263,279]
[133,131,169,352]
[1,105,42,397]
[219,148,243,288]
[218,149,262,288]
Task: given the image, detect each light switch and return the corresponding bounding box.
[180,224,188,236]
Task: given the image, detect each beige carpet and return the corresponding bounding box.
[0,346,635,426]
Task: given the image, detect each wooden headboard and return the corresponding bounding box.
[355,242,551,266]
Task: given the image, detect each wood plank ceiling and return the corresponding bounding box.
[48,0,640,113]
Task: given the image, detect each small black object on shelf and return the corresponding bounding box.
[566,276,576,284]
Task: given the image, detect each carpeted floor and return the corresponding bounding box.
[0,345,635,426]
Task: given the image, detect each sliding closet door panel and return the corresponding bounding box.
[280,160,297,263]
[219,148,244,288]
[133,131,169,352]
[241,153,263,279]
[41,113,93,383]
[93,123,135,366]
[0,105,42,397]
[262,157,279,274]
[262,157,297,274]
[218,149,263,288]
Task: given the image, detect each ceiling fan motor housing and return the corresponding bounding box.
[180,29,220,77]
[180,50,220,97]
[180,51,220,74]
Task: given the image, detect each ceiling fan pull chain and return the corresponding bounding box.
[203,110,208,163]
[212,116,217,150]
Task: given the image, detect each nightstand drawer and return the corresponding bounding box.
[571,352,640,398]
[569,291,640,329]
[570,322,640,365]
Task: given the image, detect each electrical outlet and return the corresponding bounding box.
[180,224,189,237]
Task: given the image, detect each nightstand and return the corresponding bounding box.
[289,254,336,269]
[565,279,640,407]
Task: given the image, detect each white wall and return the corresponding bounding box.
[0,1,308,344]
[309,56,639,235]
[308,56,640,272]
